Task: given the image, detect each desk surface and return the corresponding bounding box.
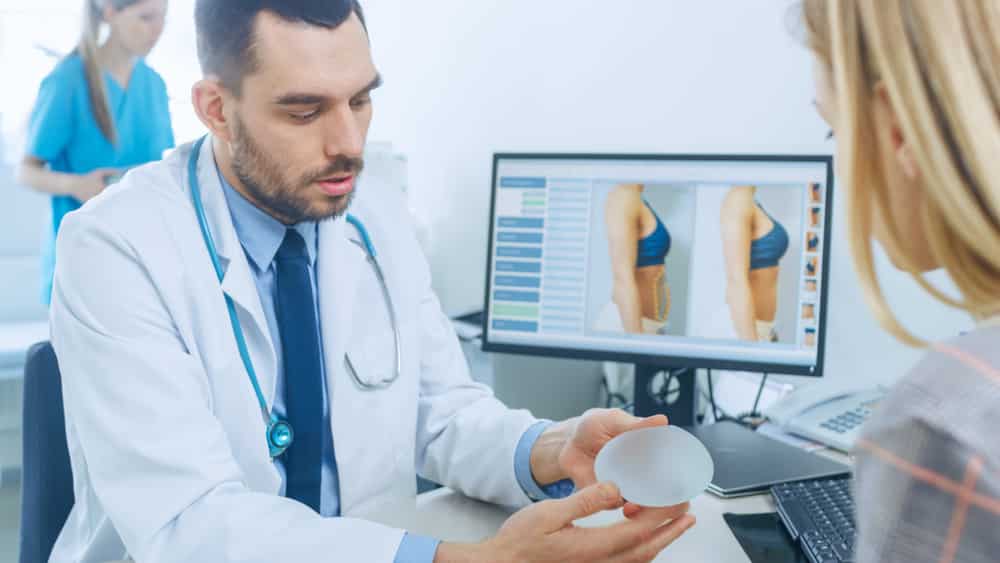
[109,489,769,563]
[366,447,850,562]
[0,321,47,373]
[106,488,766,563]
[366,486,774,562]
[106,466,832,563]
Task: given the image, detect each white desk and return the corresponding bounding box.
[0,321,48,378]
[364,486,775,562]
[106,488,769,563]
[365,446,850,562]
[103,443,847,563]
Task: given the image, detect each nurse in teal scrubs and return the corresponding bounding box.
[17,0,173,304]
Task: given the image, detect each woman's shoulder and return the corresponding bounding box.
[861,326,1000,465]
[852,329,1000,562]
[853,406,1000,561]
[41,52,86,88]
[135,59,168,90]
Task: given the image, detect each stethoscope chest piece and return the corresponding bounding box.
[267,419,294,458]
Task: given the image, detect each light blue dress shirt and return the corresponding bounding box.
[217,162,572,562]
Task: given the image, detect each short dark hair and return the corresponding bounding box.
[195,0,367,94]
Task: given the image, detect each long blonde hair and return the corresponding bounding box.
[802,0,1000,346]
[78,0,141,145]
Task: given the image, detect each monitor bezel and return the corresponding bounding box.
[481,152,835,378]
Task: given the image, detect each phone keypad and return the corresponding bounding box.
[819,406,872,434]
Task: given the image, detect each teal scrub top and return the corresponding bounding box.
[26,53,175,304]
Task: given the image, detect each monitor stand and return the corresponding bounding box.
[633,365,697,426]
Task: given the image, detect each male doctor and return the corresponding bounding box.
[48,1,694,561]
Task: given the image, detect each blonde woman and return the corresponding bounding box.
[18,0,172,304]
[721,185,789,342]
[803,0,1000,560]
[595,183,672,335]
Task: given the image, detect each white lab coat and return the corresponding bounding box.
[48,138,538,563]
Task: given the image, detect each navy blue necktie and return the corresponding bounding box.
[276,229,324,512]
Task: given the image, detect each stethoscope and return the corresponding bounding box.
[186,136,402,459]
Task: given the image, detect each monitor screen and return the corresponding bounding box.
[482,154,834,376]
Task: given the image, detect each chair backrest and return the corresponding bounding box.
[20,342,74,563]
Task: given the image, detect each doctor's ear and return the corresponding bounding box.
[191,78,236,143]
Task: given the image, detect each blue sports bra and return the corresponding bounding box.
[749,203,789,270]
[637,201,671,267]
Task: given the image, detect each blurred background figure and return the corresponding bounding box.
[17,0,172,304]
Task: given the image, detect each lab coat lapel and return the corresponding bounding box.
[317,216,364,403]
[318,215,372,510]
[193,137,279,407]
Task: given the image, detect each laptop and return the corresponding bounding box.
[684,421,850,498]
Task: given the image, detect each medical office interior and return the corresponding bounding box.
[0,1,983,562]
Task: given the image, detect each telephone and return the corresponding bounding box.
[765,385,888,453]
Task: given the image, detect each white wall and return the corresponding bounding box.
[360,0,971,387]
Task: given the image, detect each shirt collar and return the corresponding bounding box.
[215,156,318,271]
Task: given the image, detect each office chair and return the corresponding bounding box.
[20,342,74,563]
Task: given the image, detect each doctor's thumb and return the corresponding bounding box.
[551,482,625,525]
[622,413,669,433]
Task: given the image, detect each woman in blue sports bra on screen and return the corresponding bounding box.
[596,183,672,335]
[17,0,173,304]
[721,185,790,342]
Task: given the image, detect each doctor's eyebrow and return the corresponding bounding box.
[273,74,384,106]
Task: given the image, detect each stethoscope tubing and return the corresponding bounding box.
[186,136,402,459]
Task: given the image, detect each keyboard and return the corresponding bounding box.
[772,477,856,563]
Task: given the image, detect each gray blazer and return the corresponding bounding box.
[854,324,1000,562]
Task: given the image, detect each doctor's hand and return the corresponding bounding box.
[435,482,694,563]
[531,409,670,490]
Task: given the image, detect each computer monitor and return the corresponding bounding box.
[481,154,834,384]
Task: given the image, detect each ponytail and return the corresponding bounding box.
[78,0,117,145]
